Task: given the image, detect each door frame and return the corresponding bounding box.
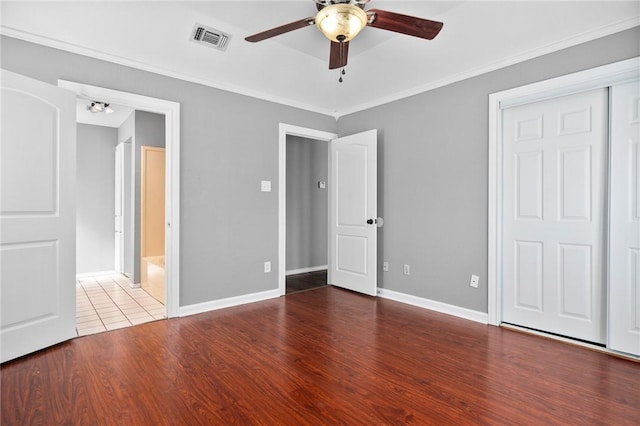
[487,56,640,326]
[278,123,337,295]
[59,80,181,318]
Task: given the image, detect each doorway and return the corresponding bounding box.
[141,145,166,303]
[279,124,379,297]
[278,124,337,295]
[59,80,181,319]
[74,107,168,336]
[285,135,329,294]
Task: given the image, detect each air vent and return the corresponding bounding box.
[190,23,231,51]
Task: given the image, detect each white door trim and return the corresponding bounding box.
[278,123,337,295]
[488,56,640,326]
[58,80,181,318]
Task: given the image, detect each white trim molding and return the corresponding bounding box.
[60,79,182,319]
[378,288,489,325]
[278,124,337,296]
[286,265,328,276]
[179,289,281,318]
[487,56,640,326]
[75,271,118,279]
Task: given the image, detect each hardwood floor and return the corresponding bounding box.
[285,270,327,294]
[2,286,639,425]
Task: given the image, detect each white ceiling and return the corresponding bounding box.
[2,1,639,117]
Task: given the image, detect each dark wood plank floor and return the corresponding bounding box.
[285,270,327,294]
[2,286,639,425]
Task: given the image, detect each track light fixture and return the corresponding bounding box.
[87,101,114,114]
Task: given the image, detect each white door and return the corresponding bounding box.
[502,89,607,343]
[328,129,377,296]
[115,143,124,273]
[608,80,640,356]
[0,70,76,362]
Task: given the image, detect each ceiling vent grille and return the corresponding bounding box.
[190,23,231,51]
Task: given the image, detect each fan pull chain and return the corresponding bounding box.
[338,38,346,83]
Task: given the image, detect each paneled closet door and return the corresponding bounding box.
[608,80,640,356]
[502,88,608,344]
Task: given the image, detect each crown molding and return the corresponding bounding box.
[336,16,640,118]
[0,26,338,119]
[3,15,639,121]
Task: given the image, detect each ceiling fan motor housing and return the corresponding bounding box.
[314,0,370,11]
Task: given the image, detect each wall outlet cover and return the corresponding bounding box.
[470,274,480,288]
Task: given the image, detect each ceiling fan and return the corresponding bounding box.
[245,0,444,75]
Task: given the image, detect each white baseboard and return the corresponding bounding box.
[75,270,118,279]
[377,288,488,324]
[179,289,281,317]
[286,265,328,276]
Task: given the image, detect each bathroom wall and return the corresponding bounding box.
[76,124,118,274]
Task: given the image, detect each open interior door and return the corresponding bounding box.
[1,70,76,362]
[328,129,377,296]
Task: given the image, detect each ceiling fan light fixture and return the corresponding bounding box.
[315,3,367,43]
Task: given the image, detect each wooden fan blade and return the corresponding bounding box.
[366,9,443,40]
[329,41,349,69]
[245,17,315,42]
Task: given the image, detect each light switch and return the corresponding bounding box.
[318,181,326,189]
[261,180,271,192]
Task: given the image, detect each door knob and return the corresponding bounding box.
[367,218,375,224]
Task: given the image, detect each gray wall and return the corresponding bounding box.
[1,35,337,307]
[3,26,638,313]
[133,111,166,284]
[338,27,640,313]
[286,136,328,272]
[76,124,118,274]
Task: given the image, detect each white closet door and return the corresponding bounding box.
[608,80,640,356]
[502,88,608,343]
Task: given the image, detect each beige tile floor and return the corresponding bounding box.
[76,273,165,336]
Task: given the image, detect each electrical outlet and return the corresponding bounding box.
[403,264,410,276]
[383,261,389,272]
[470,274,479,288]
[264,261,271,273]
